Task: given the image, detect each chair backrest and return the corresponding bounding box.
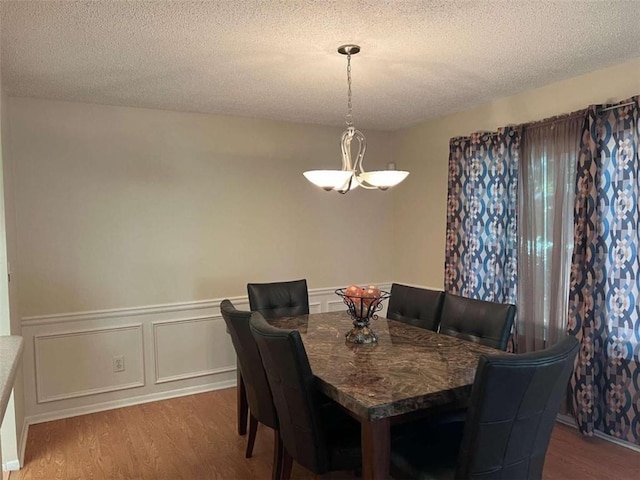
[247,279,310,319]
[455,335,579,479]
[439,293,516,350]
[386,283,445,331]
[220,300,277,429]
[249,312,330,474]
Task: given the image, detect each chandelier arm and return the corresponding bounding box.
[354,179,379,189]
[341,129,355,171]
[336,174,353,194]
[350,129,379,190]
[353,129,367,173]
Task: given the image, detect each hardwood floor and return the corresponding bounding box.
[10,388,639,479]
[543,422,639,480]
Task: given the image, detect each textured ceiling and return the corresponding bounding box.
[1,1,639,130]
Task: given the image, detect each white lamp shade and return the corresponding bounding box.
[303,170,354,191]
[358,170,409,190]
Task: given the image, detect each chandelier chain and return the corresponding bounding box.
[346,53,353,127]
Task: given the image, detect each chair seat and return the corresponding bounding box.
[318,401,362,471]
[391,421,464,480]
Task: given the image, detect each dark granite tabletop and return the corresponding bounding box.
[269,311,503,421]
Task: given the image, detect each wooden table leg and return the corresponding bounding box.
[237,363,248,435]
[361,417,390,480]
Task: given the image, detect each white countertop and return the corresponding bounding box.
[0,335,23,421]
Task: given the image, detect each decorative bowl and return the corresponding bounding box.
[335,287,390,344]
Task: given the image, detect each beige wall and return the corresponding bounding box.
[12,58,639,317]
[392,57,640,288]
[8,98,396,317]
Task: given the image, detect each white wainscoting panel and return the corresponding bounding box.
[309,301,322,314]
[328,299,348,312]
[34,324,144,403]
[21,282,391,438]
[153,316,236,384]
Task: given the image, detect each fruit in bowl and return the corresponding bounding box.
[345,284,364,299]
[345,284,365,313]
[363,285,381,307]
[343,284,382,316]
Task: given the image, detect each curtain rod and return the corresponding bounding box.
[598,101,635,113]
[458,101,635,140]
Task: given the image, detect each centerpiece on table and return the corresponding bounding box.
[335,284,390,344]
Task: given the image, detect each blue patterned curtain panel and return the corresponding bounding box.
[444,128,519,305]
[569,97,640,445]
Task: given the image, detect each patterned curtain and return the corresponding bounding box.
[444,128,519,305]
[569,96,640,445]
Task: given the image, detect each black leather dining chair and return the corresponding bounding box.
[220,300,283,480]
[387,283,445,331]
[439,293,516,350]
[249,312,362,480]
[390,335,580,480]
[247,279,310,319]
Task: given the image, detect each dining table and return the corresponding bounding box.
[239,311,502,480]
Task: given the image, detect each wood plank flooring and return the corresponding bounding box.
[10,388,640,479]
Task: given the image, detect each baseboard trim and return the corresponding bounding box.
[0,419,29,471]
[25,378,236,426]
[556,413,576,428]
[1,459,19,472]
[557,414,640,452]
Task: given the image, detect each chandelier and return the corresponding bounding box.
[303,45,409,193]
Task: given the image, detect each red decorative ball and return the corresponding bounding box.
[345,285,363,298]
[362,285,381,307]
[345,284,365,313]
